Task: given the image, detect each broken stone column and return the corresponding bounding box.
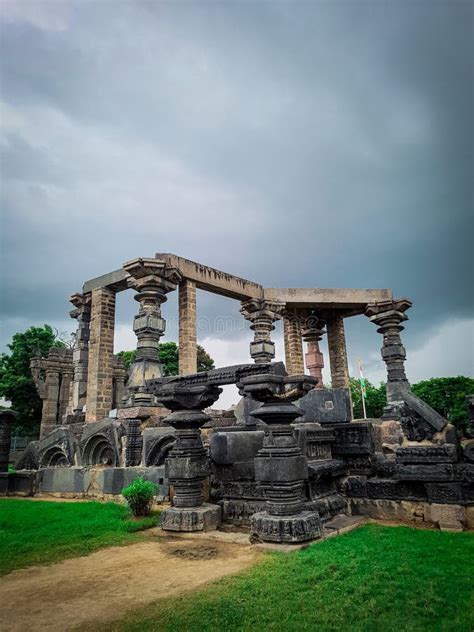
[31,348,74,437]
[69,292,91,412]
[283,310,305,375]
[123,258,182,407]
[238,372,321,543]
[178,279,197,376]
[326,314,350,389]
[157,382,222,531]
[301,311,325,388]
[366,299,412,408]
[241,299,285,364]
[85,288,116,422]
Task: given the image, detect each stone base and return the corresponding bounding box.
[161,503,221,532]
[250,510,321,543]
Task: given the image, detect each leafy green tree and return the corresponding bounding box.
[0,325,65,436]
[349,377,387,419]
[117,342,214,376]
[411,377,474,434]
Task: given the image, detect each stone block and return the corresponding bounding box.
[254,454,307,483]
[166,455,209,480]
[97,466,167,496]
[219,499,267,525]
[8,471,36,495]
[331,423,374,456]
[425,483,464,505]
[0,473,8,495]
[396,463,454,482]
[212,460,255,481]
[429,503,466,531]
[209,430,264,465]
[161,503,221,532]
[38,467,90,493]
[340,475,367,498]
[395,444,459,464]
[297,388,352,424]
[366,478,427,501]
[234,396,261,426]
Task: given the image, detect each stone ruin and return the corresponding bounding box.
[1,253,472,540]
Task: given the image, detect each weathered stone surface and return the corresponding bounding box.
[396,444,459,464]
[0,410,16,472]
[97,466,166,496]
[39,467,90,494]
[425,483,464,505]
[366,478,427,501]
[209,430,265,465]
[331,423,373,456]
[250,510,321,543]
[7,471,36,496]
[297,388,352,424]
[326,316,350,390]
[178,279,197,376]
[430,503,466,531]
[370,419,403,453]
[396,463,455,482]
[160,503,221,532]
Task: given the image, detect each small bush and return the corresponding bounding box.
[122,477,158,517]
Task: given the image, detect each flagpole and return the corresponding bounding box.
[358,359,367,419]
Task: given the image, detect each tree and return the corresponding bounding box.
[0,325,65,436]
[349,377,387,419]
[117,342,215,376]
[411,377,474,434]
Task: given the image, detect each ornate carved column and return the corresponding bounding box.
[282,310,304,375]
[240,299,285,364]
[326,314,350,389]
[178,279,197,376]
[237,373,321,543]
[156,382,222,531]
[123,258,182,407]
[300,310,325,388]
[366,298,412,407]
[112,356,128,409]
[69,293,91,412]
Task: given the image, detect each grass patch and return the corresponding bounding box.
[105,524,474,632]
[0,498,158,576]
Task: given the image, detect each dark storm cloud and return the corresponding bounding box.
[0,0,472,375]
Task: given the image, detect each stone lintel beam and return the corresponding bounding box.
[83,268,130,294]
[264,288,393,313]
[156,253,263,301]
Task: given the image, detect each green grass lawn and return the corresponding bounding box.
[0,498,157,576]
[105,524,474,632]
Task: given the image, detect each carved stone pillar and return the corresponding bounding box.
[240,299,285,364]
[326,314,350,389]
[300,311,325,388]
[69,293,91,412]
[282,310,304,375]
[123,258,182,407]
[86,288,116,422]
[156,383,222,531]
[179,279,197,376]
[112,356,128,409]
[237,373,321,543]
[366,299,412,407]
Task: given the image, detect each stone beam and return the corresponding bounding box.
[264,288,392,313]
[83,269,130,294]
[156,253,263,300]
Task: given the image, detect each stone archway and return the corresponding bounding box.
[146,435,175,466]
[40,446,70,468]
[82,435,117,467]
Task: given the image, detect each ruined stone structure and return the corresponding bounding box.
[2,254,472,540]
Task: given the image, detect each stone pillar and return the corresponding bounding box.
[155,382,222,532]
[69,293,91,412]
[283,311,305,375]
[240,299,285,364]
[326,314,350,389]
[366,299,412,406]
[85,288,116,422]
[123,258,182,407]
[0,410,16,472]
[58,366,74,420]
[237,373,321,543]
[112,356,128,409]
[179,279,197,376]
[300,311,325,388]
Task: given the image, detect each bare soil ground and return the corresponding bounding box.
[0,536,262,632]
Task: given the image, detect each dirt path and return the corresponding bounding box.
[0,536,263,632]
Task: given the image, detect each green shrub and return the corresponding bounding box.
[122,477,157,517]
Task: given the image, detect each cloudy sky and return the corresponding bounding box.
[1,0,472,407]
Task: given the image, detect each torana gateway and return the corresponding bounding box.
[1,254,473,540]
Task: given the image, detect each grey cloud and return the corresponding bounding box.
[0,0,472,377]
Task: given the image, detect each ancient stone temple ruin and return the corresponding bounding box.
[1,254,472,540]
